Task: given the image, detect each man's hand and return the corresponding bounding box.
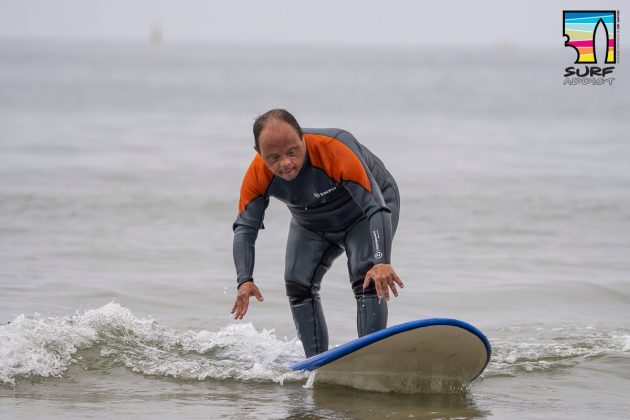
[231,282,264,320]
[363,264,404,302]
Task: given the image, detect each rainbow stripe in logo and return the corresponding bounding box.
[563,11,616,64]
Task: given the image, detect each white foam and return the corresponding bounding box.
[486,325,630,377]
[0,302,307,385]
[4,305,628,387]
[0,312,97,385]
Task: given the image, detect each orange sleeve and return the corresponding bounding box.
[304,133,372,192]
[238,154,273,214]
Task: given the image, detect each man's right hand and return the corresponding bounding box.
[231,282,264,320]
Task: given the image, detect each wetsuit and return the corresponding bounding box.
[233,128,400,357]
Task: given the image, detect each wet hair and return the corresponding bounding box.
[253,109,303,150]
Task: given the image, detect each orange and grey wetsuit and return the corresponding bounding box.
[233,128,400,357]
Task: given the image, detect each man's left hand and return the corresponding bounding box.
[363,263,404,302]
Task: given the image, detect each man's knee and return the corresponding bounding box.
[285,244,341,304]
[285,281,313,304]
[285,264,327,304]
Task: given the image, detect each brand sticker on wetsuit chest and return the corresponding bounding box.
[313,186,337,199]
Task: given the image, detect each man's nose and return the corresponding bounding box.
[280,156,292,167]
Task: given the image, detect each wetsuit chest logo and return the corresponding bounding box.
[313,186,337,199]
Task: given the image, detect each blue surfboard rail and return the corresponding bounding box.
[290,318,492,377]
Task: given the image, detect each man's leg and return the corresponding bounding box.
[346,198,400,337]
[285,219,343,357]
[344,216,389,337]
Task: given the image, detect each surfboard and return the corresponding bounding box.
[290,318,491,393]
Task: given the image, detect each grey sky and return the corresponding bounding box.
[0,0,618,47]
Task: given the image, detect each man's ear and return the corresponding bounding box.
[254,145,260,154]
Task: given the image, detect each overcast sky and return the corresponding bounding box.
[0,0,619,48]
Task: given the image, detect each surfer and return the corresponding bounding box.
[230,109,403,357]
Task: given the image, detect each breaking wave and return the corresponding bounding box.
[2,303,628,388]
[0,302,307,386]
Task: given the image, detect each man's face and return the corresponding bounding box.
[257,120,306,181]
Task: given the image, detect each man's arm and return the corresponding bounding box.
[232,153,272,281]
[231,154,272,318]
[232,190,269,278]
[231,208,267,319]
[231,194,269,318]
[233,223,259,287]
[343,182,392,264]
[342,181,403,301]
[332,131,403,300]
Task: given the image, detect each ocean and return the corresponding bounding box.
[1,39,629,419]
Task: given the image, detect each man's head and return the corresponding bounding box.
[253,109,306,181]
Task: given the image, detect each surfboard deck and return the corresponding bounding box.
[290,318,491,393]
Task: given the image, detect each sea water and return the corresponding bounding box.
[1,40,629,419]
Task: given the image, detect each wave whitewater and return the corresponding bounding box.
[486,325,630,377]
[0,302,307,386]
[1,303,628,386]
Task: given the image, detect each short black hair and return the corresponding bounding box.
[253,109,303,150]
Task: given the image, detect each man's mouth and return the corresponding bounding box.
[282,167,297,178]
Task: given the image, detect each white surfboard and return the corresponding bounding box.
[290,318,491,393]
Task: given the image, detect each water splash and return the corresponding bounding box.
[0,302,307,385]
[485,325,630,377]
[3,305,628,389]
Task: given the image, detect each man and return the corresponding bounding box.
[231,109,403,357]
